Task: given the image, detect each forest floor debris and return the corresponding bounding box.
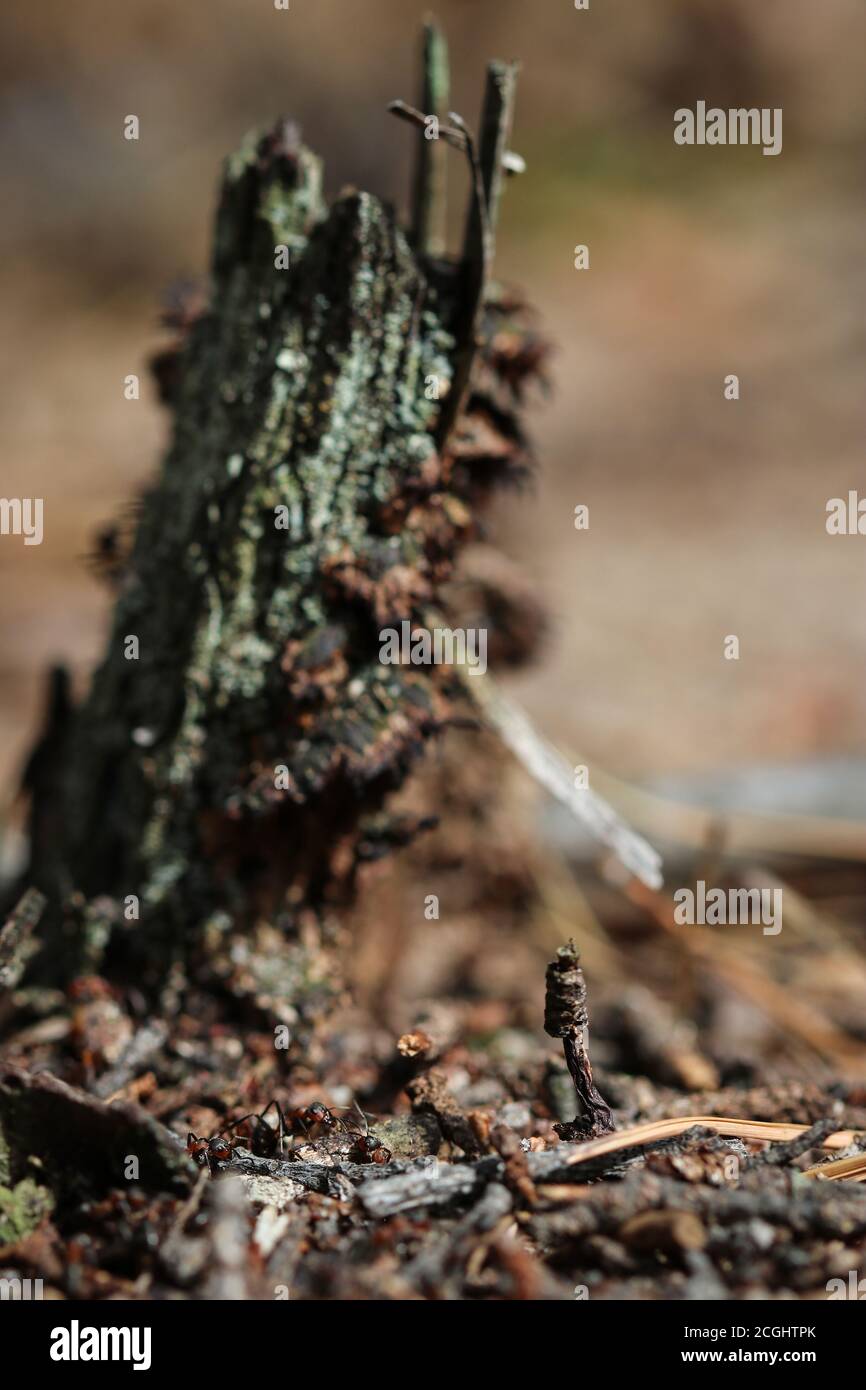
[2,895,866,1300]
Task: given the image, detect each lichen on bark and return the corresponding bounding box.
[68,125,460,921]
[24,44,535,1007]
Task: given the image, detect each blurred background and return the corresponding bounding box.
[1,0,865,818]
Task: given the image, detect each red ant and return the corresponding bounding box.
[185,1131,236,1171]
[285,1101,344,1136]
[186,1100,288,1170]
[341,1101,391,1165]
[352,1131,392,1165]
[185,1099,344,1170]
[284,1099,391,1162]
[185,1099,391,1170]
[290,1100,392,1163]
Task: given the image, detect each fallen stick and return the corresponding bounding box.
[408,1182,516,1296]
[626,874,866,1073]
[0,1062,190,1197]
[460,669,664,890]
[588,765,866,864]
[556,1114,856,1170]
[803,1151,866,1182]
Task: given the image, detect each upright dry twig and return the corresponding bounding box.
[544,939,615,1140]
[410,19,450,257]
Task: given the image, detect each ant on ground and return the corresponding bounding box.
[186,1098,391,1170]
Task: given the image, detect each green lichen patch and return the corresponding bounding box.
[0,1177,54,1244]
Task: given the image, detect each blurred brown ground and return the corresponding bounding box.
[1,0,865,822]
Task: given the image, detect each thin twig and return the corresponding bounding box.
[463,669,664,889]
[410,20,450,257]
[803,1152,866,1182]
[466,59,519,274]
[442,61,519,443]
[587,764,866,864]
[626,874,866,1073]
[557,1115,856,1171]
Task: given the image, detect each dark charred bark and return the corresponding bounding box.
[19,36,541,1011]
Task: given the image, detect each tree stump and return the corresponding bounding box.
[22,32,538,1017]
